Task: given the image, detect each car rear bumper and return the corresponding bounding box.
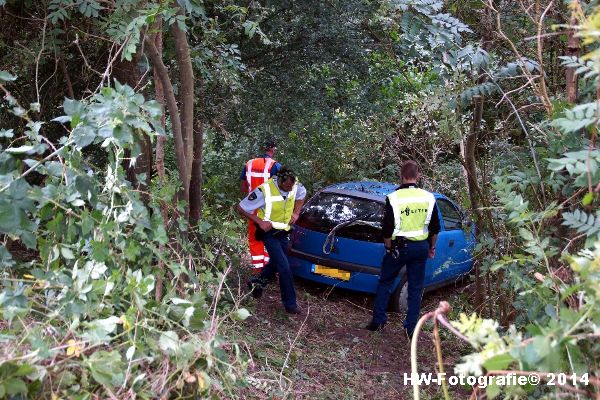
[288,252,381,294]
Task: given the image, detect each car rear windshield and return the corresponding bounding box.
[295,192,384,242]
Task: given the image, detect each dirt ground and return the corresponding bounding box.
[228,271,474,399]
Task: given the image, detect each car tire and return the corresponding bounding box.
[390,277,408,313]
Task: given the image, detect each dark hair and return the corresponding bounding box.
[277,166,296,183]
[263,139,277,150]
[400,160,420,180]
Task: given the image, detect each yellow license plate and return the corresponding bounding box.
[313,264,351,281]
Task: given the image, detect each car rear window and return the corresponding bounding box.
[295,193,384,242]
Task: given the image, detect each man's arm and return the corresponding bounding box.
[289,184,307,224]
[240,180,249,194]
[383,237,393,250]
[270,162,281,177]
[236,204,272,231]
[289,199,304,224]
[236,189,272,231]
[382,198,395,249]
[428,233,438,258]
[240,165,249,193]
[427,202,441,258]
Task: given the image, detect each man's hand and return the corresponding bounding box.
[289,212,300,224]
[428,247,436,259]
[258,220,273,232]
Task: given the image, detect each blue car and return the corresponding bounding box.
[289,181,475,311]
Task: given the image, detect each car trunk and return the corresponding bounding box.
[291,192,385,268]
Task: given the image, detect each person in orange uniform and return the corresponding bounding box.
[240,140,282,273]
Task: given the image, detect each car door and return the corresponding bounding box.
[425,197,470,284]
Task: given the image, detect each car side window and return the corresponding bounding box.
[437,199,463,230]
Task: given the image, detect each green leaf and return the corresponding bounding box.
[518,228,534,242]
[0,71,17,82]
[0,129,14,138]
[3,378,27,395]
[522,336,551,367]
[483,353,515,371]
[171,298,193,305]
[61,247,75,260]
[232,308,251,321]
[63,98,82,116]
[5,145,35,154]
[72,126,96,148]
[51,115,71,124]
[81,315,120,344]
[0,202,20,233]
[582,192,595,206]
[0,245,15,267]
[126,345,135,361]
[14,364,35,377]
[86,350,124,388]
[486,379,501,399]
[544,304,557,319]
[159,331,180,355]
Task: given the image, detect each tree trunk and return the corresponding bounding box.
[153,18,168,226]
[189,119,204,226]
[143,36,190,211]
[172,8,195,188]
[464,95,485,309]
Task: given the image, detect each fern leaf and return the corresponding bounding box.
[559,56,598,80]
[562,209,600,239]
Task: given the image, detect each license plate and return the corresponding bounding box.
[312,264,351,281]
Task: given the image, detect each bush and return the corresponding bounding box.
[0,79,250,399]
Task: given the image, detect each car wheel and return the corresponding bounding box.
[390,277,408,312]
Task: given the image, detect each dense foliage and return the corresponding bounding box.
[0,78,252,398]
[0,0,599,398]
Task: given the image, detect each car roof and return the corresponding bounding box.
[321,181,446,202]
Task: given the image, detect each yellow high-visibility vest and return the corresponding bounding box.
[257,178,298,231]
[387,187,436,241]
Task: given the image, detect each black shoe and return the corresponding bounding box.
[247,280,263,299]
[365,321,386,331]
[284,306,301,314]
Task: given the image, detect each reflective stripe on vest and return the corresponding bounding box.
[388,188,436,241]
[246,158,276,190]
[257,179,298,231]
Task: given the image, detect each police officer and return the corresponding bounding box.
[236,167,306,314]
[365,160,440,338]
[240,140,282,272]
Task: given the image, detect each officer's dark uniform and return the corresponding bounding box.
[371,183,441,335]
